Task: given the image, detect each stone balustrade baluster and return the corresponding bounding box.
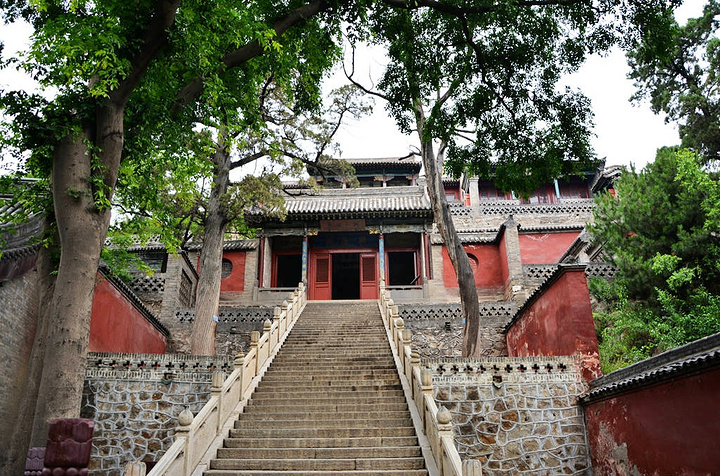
[436,406,453,472]
[462,459,482,476]
[234,350,246,393]
[420,368,433,430]
[175,409,193,475]
[211,370,225,432]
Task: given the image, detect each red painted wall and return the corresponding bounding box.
[220,251,246,292]
[89,274,166,354]
[518,232,580,264]
[442,244,503,288]
[505,268,600,381]
[444,185,460,201]
[585,367,720,475]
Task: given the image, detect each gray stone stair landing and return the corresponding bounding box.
[204,301,429,476]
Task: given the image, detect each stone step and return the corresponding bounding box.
[251,387,403,397]
[270,360,394,366]
[255,382,401,391]
[265,361,397,375]
[274,349,390,355]
[242,402,409,413]
[205,470,427,476]
[205,302,425,476]
[238,411,411,421]
[209,457,426,471]
[228,427,417,439]
[234,421,413,431]
[222,436,420,449]
[259,374,400,382]
[216,446,422,460]
[246,396,407,406]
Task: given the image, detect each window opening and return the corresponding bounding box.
[221,258,233,279]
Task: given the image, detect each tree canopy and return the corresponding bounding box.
[628,0,720,160]
[590,147,720,371]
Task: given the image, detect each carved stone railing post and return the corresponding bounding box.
[388,299,395,327]
[436,407,453,470]
[394,317,404,353]
[234,350,246,399]
[211,371,225,431]
[264,318,274,349]
[462,459,483,475]
[281,300,289,322]
[273,305,281,332]
[43,418,94,476]
[175,409,193,475]
[250,331,260,373]
[25,447,44,476]
[420,368,433,429]
[125,461,147,476]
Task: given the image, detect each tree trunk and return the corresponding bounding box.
[414,105,482,357]
[0,217,57,475]
[191,135,231,355]
[31,109,122,442]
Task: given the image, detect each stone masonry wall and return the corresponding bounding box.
[428,356,590,476]
[401,303,515,358]
[175,306,271,356]
[81,353,233,476]
[0,268,38,450]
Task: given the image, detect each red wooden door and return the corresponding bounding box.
[311,252,331,300]
[360,253,378,300]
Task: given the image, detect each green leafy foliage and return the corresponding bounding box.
[362,0,681,195]
[628,0,720,160]
[590,148,720,371]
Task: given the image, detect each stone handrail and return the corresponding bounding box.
[125,283,307,476]
[379,281,481,476]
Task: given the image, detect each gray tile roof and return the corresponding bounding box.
[581,331,720,404]
[255,185,432,220]
[345,157,421,168]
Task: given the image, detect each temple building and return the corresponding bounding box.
[181,156,616,307]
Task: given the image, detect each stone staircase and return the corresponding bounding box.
[204,301,428,476]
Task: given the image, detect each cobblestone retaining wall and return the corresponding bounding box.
[428,356,590,475]
[175,306,271,355]
[81,353,233,476]
[401,303,515,357]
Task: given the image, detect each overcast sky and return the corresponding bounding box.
[0,0,707,174]
[329,0,706,170]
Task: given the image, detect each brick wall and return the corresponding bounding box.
[157,254,199,353]
[0,268,38,448]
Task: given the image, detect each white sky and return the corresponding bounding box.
[329,0,706,170]
[0,0,707,173]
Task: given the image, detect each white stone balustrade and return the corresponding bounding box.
[378,280,475,476]
[126,282,306,476]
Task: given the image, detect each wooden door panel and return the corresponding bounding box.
[360,253,378,300]
[311,253,331,300]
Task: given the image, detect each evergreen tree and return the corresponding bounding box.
[590,148,720,371]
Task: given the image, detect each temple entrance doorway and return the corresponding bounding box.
[310,250,378,300]
[331,253,360,299]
